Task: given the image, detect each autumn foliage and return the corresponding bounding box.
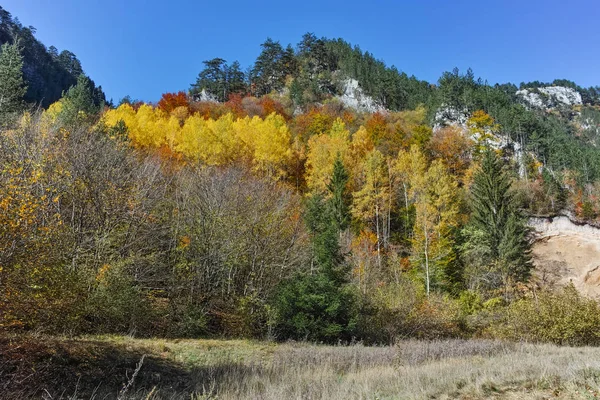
[157,91,189,113]
[0,95,586,345]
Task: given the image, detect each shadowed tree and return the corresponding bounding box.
[0,39,27,126]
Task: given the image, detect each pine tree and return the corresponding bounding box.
[60,74,101,124]
[327,154,350,233]
[304,194,344,282]
[463,148,532,289]
[0,40,27,126]
[192,58,228,101]
[251,38,286,96]
[226,61,247,97]
[272,159,357,342]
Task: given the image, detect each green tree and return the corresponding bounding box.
[304,194,345,282]
[0,40,27,125]
[462,148,532,292]
[192,58,228,101]
[226,60,247,96]
[191,58,247,101]
[60,74,102,123]
[272,170,357,342]
[408,159,460,295]
[327,154,350,233]
[251,38,287,96]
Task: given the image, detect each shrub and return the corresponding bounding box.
[357,279,424,344]
[458,290,483,315]
[358,279,465,343]
[407,294,464,339]
[169,303,208,338]
[83,263,152,335]
[489,284,600,345]
[219,293,269,338]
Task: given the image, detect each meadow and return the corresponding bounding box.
[3,335,600,399]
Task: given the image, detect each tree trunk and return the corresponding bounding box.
[424,224,430,296]
[375,204,381,270]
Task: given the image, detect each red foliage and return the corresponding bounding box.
[258,97,289,120]
[224,93,247,118]
[188,101,229,120]
[157,91,189,113]
[293,107,334,142]
[130,101,145,111]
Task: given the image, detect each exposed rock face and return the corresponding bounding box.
[193,89,219,103]
[336,79,385,113]
[516,86,582,109]
[433,106,469,131]
[530,216,600,239]
[578,116,600,139]
[530,216,600,298]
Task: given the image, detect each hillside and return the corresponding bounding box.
[3,4,600,353]
[0,6,105,107]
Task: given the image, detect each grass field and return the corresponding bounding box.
[2,335,600,399]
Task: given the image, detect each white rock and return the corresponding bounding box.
[336,79,385,113]
[433,106,469,131]
[517,86,582,109]
[194,89,219,103]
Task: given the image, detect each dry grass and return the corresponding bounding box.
[2,335,600,399]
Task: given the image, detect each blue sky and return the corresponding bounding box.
[3,0,599,103]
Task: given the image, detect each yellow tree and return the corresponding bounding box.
[411,160,459,295]
[428,125,475,178]
[352,149,390,269]
[234,113,292,179]
[349,125,374,182]
[305,118,351,194]
[0,117,68,329]
[103,103,181,149]
[175,113,239,164]
[387,105,432,151]
[393,145,428,238]
[467,110,500,151]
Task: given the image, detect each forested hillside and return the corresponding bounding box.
[2,11,600,346]
[0,6,105,108]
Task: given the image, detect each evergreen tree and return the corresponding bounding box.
[272,158,357,342]
[0,40,27,126]
[226,60,247,97]
[326,154,350,233]
[304,194,345,282]
[192,58,228,101]
[60,74,101,124]
[251,38,286,96]
[191,59,247,101]
[462,148,532,290]
[57,50,83,76]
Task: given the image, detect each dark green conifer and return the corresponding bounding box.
[465,148,532,287]
[0,40,27,126]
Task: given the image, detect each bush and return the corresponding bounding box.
[83,263,152,335]
[457,290,483,315]
[358,279,465,344]
[357,279,424,344]
[489,284,600,345]
[407,294,464,339]
[217,293,270,338]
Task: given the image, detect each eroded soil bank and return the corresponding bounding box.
[530,216,600,297]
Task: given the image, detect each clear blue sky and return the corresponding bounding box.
[3,0,599,103]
